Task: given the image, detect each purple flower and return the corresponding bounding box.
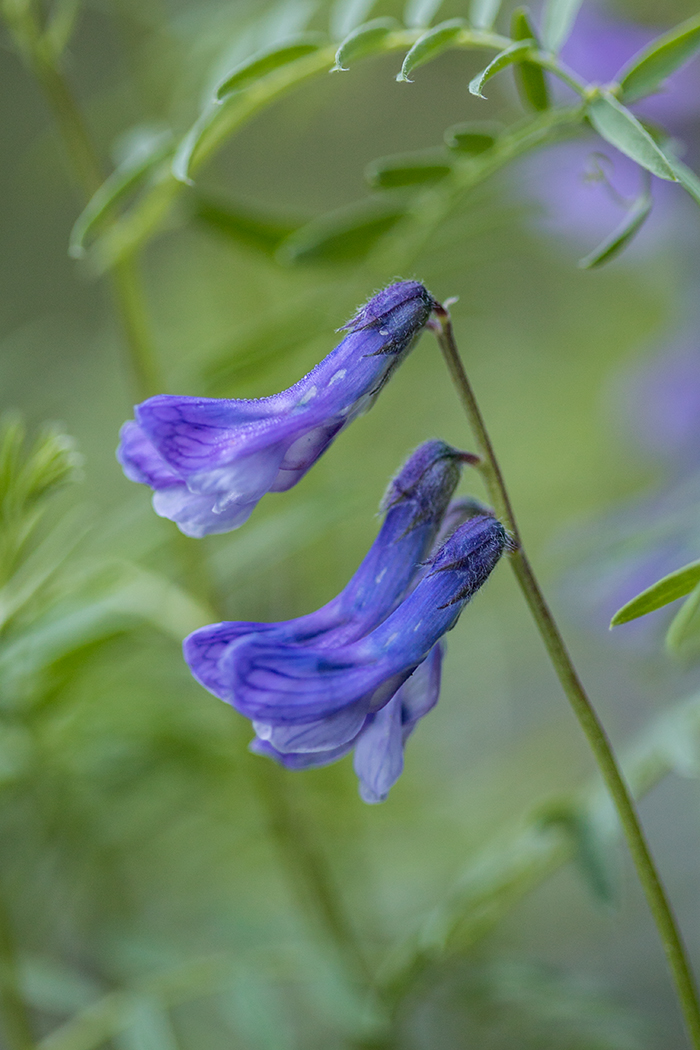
[185,439,473,693]
[117,281,436,537]
[185,472,509,802]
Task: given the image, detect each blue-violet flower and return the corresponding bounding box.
[185,447,507,802]
[117,281,436,537]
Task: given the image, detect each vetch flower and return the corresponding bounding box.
[117,281,436,537]
[184,439,474,696]
[187,500,509,802]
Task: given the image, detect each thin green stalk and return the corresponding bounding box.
[431,306,700,1049]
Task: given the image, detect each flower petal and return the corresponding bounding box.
[353,694,405,804]
[117,421,181,488]
[250,736,355,769]
[253,699,369,752]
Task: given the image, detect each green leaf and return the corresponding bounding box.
[444,120,502,153]
[618,13,700,104]
[610,558,700,627]
[469,40,533,99]
[538,805,618,904]
[276,196,406,263]
[330,0,378,40]
[578,179,652,268]
[365,148,453,188]
[541,0,583,53]
[193,194,303,254]
[662,153,700,209]
[215,34,325,100]
[403,0,445,29]
[469,0,502,31]
[331,17,398,71]
[396,18,467,82]
[69,129,172,259]
[587,91,678,181]
[511,8,550,110]
[666,581,700,657]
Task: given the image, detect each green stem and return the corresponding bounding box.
[432,307,700,1049]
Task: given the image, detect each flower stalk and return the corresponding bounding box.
[431,303,700,1050]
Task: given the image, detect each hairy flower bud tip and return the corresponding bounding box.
[117,281,436,537]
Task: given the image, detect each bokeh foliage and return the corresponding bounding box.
[2,0,700,1046]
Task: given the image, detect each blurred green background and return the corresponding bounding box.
[2,0,700,1046]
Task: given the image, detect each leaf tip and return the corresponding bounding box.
[396,71,412,82]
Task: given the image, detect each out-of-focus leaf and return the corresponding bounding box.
[193,194,304,254]
[69,129,173,259]
[215,34,326,100]
[540,0,583,53]
[403,0,445,29]
[511,8,550,110]
[469,40,533,99]
[663,154,700,208]
[0,563,211,706]
[610,558,700,627]
[618,13,700,105]
[21,957,100,1013]
[114,996,179,1050]
[330,0,378,40]
[331,17,398,71]
[587,92,677,181]
[578,179,652,268]
[219,972,292,1050]
[42,0,82,56]
[0,507,90,632]
[365,148,453,188]
[666,581,700,657]
[537,805,618,903]
[396,18,467,82]
[469,0,502,31]
[444,120,502,152]
[276,196,407,263]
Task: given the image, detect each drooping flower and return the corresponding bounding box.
[117,281,437,537]
[184,439,473,695]
[186,499,509,802]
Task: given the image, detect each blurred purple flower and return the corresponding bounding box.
[117,281,436,537]
[617,334,700,468]
[521,4,700,249]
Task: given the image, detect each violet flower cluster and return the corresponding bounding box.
[185,442,507,802]
[118,282,509,801]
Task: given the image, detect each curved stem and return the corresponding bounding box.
[431,306,700,1050]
